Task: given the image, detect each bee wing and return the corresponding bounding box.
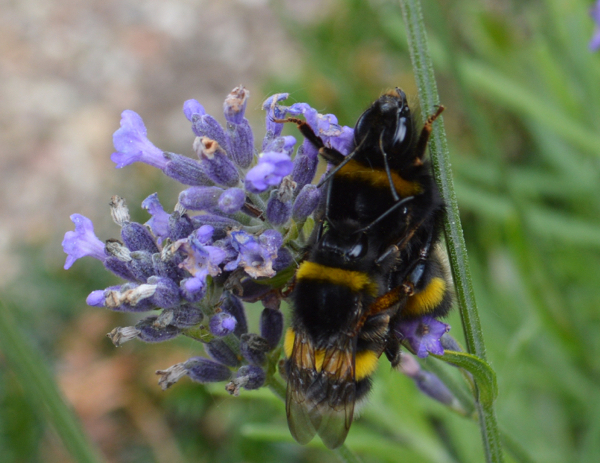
[314,340,356,449]
[286,335,319,444]
[286,330,357,449]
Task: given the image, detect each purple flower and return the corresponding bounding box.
[183,99,206,121]
[111,110,168,169]
[218,188,246,214]
[195,225,215,245]
[262,93,290,146]
[86,289,107,307]
[194,137,239,187]
[591,1,600,51]
[245,151,293,193]
[224,229,282,278]
[178,235,227,297]
[142,193,170,242]
[394,316,450,358]
[226,365,266,395]
[329,125,355,156]
[64,85,374,401]
[292,184,321,221]
[178,186,224,211]
[185,357,232,383]
[209,312,238,337]
[62,214,106,269]
[399,353,456,406]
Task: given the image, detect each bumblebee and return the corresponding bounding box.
[282,89,452,449]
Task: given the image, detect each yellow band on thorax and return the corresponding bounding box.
[337,159,422,197]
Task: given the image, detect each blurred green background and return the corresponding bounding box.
[1,0,599,462]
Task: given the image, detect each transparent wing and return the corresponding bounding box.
[286,329,357,449]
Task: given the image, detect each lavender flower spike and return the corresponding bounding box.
[591,1,600,51]
[62,214,106,269]
[111,110,168,169]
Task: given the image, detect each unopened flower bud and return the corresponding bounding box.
[266,178,295,225]
[292,184,321,221]
[147,276,181,309]
[220,293,247,337]
[121,222,159,253]
[168,211,194,240]
[240,333,270,365]
[260,308,283,348]
[135,316,181,343]
[185,357,232,384]
[228,120,254,168]
[218,188,246,214]
[191,113,230,154]
[291,142,319,190]
[209,312,237,337]
[272,247,293,272]
[163,152,213,186]
[195,137,239,187]
[205,339,240,367]
[104,256,137,281]
[178,186,223,211]
[129,250,155,281]
[226,365,265,395]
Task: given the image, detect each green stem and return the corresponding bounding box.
[0,301,104,463]
[398,1,504,462]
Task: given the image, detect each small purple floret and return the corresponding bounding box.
[62,214,106,269]
[142,193,170,242]
[395,316,450,358]
[209,312,238,337]
[245,151,293,193]
[86,290,106,307]
[218,188,246,214]
[111,110,168,170]
[183,99,206,121]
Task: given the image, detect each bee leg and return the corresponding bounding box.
[413,105,445,165]
[355,196,414,236]
[273,117,346,166]
[397,230,435,295]
[384,336,402,368]
[378,133,400,202]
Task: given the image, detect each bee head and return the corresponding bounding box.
[353,88,413,155]
[320,224,369,263]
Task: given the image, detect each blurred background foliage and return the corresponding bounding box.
[1,0,600,462]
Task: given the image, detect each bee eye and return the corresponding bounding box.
[346,234,368,260]
[394,116,407,144]
[348,243,363,258]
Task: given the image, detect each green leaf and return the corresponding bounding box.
[433,351,498,406]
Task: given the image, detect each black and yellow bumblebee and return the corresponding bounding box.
[281,88,452,449]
